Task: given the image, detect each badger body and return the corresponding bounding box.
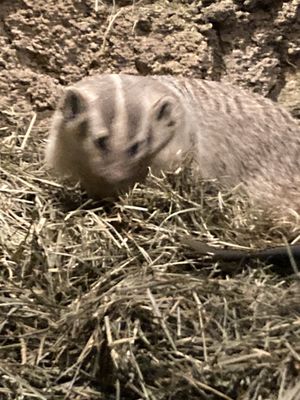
[45,74,300,215]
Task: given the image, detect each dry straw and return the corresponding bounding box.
[0,110,299,399]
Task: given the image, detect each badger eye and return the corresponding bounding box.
[94,137,108,152]
[127,142,139,157]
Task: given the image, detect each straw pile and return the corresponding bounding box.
[0,115,300,399]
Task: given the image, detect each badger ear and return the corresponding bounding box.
[152,96,177,127]
[59,87,88,121]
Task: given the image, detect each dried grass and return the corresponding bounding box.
[0,108,300,400]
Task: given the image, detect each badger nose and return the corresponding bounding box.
[103,166,128,183]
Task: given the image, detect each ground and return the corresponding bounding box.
[0,0,300,399]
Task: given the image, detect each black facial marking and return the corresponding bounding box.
[94,136,109,152]
[126,101,141,140]
[64,91,83,120]
[156,101,172,121]
[127,142,139,157]
[167,120,176,127]
[70,93,80,117]
[97,80,116,138]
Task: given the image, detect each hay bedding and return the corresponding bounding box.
[1,0,300,399]
[1,147,300,399]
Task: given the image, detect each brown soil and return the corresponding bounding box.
[0,1,300,399]
[0,0,299,165]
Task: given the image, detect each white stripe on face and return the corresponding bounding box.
[110,75,129,150]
